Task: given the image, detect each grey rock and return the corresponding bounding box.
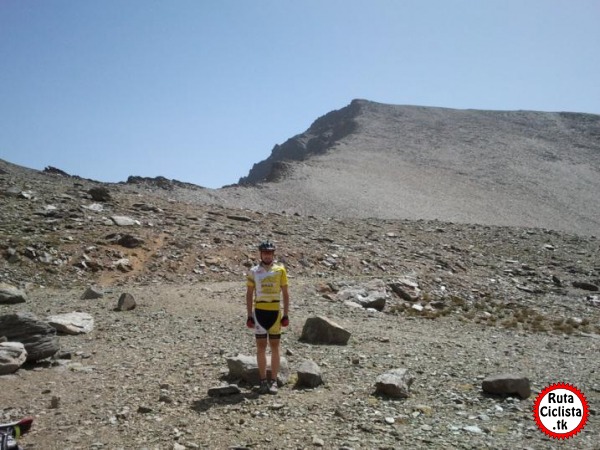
[81,286,104,300]
[81,202,104,212]
[226,215,252,222]
[311,436,325,447]
[300,316,351,345]
[296,359,324,388]
[132,202,162,212]
[2,186,21,197]
[0,282,27,304]
[389,281,421,302]
[482,373,531,399]
[339,286,388,311]
[587,295,600,308]
[0,312,60,362]
[117,293,136,311]
[88,186,111,202]
[572,281,599,292]
[116,234,145,248]
[388,277,421,302]
[375,368,414,398]
[5,248,19,264]
[0,342,27,375]
[226,354,289,386]
[113,258,133,272]
[207,384,241,397]
[50,396,61,409]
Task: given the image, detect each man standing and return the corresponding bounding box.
[246,240,290,395]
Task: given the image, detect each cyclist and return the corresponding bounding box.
[245,240,290,394]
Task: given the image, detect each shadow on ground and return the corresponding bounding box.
[191,392,259,413]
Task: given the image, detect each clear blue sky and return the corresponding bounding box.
[1,1,599,188]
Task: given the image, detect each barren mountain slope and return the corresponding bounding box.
[207,100,600,236]
[1,158,599,449]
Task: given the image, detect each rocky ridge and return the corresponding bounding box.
[1,157,599,448]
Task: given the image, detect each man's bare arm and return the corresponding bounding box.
[246,285,254,317]
[281,285,289,317]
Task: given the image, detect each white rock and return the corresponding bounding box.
[464,425,483,434]
[0,342,28,374]
[47,312,94,334]
[111,215,140,226]
[83,203,104,212]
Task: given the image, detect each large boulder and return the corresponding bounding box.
[0,282,27,304]
[482,373,531,399]
[0,342,28,375]
[300,316,351,345]
[0,313,60,362]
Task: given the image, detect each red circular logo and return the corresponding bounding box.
[533,383,589,439]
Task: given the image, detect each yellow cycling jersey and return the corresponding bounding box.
[247,262,288,311]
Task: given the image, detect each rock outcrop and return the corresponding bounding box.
[0,313,60,362]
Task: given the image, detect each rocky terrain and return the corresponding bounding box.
[1,98,599,449]
[1,157,599,449]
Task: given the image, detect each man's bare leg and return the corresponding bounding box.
[269,337,280,382]
[256,337,268,380]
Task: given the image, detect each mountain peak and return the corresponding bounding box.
[238,100,363,185]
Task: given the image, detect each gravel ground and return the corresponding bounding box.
[2,277,599,449]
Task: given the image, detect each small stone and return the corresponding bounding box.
[81,286,104,300]
[375,368,414,398]
[50,396,61,409]
[159,394,174,404]
[116,293,136,311]
[312,436,325,447]
[207,384,241,397]
[464,425,483,434]
[572,281,599,292]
